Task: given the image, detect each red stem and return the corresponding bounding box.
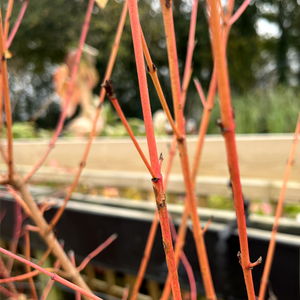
[0,247,103,300]
[104,84,155,177]
[128,0,182,299]
[258,113,300,300]
[24,0,95,182]
[6,0,29,49]
[77,233,118,272]
[208,0,255,298]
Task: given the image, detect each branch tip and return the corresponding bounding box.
[247,256,262,270]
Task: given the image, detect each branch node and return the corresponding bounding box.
[247,256,262,270]
[102,79,116,98]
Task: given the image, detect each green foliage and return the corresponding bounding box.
[1,122,53,139]
[192,86,300,134]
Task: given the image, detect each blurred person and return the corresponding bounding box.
[53,44,105,137]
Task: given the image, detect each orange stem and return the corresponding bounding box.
[258,113,300,300]
[3,0,14,43]
[159,0,216,298]
[208,0,255,298]
[24,231,38,300]
[0,11,13,181]
[140,27,181,140]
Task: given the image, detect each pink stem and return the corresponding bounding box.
[24,0,95,182]
[6,0,29,49]
[229,0,252,26]
[0,247,102,300]
[77,233,118,272]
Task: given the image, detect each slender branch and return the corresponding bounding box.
[6,0,29,49]
[24,0,95,182]
[159,0,216,298]
[0,247,103,300]
[0,11,14,181]
[193,78,206,108]
[229,0,252,26]
[129,211,159,300]
[128,1,182,299]
[24,231,38,300]
[103,80,155,177]
[69,251,81,300]
[6,185,32,217]
[12,175,94,299]
[0,256,18,295]
[3,0,14,43]
[45,0,128,233]
[258,113,300,300]
[0,269,40,284]
[208,0,255,298]
[0,284,17,299]
[77,233,118,272]
[140,27,181,140]
[40,259,61,300]
[168,215,197,300]
[6,202,22,275]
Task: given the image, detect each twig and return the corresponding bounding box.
[40,259,61,300]
[0,256,18,295]
[6,202,22,275]
[69,251,81,300]
[24,231,38,300]
[6,0,29,49]
[46,0,128,232]
[258,113,300,300]
[140,27,182,140]
[229,0,252,26]
[0,11,14,181]
[129,211,159,300]
[3,0,14,43]
[0,247,103,300]
[208,0,255,298]
[103,80,155,177]
[159,0,216,298]
[128,0,182,299]
[168,215,197,300]
[77,233,118,272]
[0,269,39,284]
[0,284,17,299]
[12,175,94,299]
[193,78,206,108]
[6,185,32,217]
[24,0,95,182]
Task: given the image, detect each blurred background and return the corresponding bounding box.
[1,0,300,137]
